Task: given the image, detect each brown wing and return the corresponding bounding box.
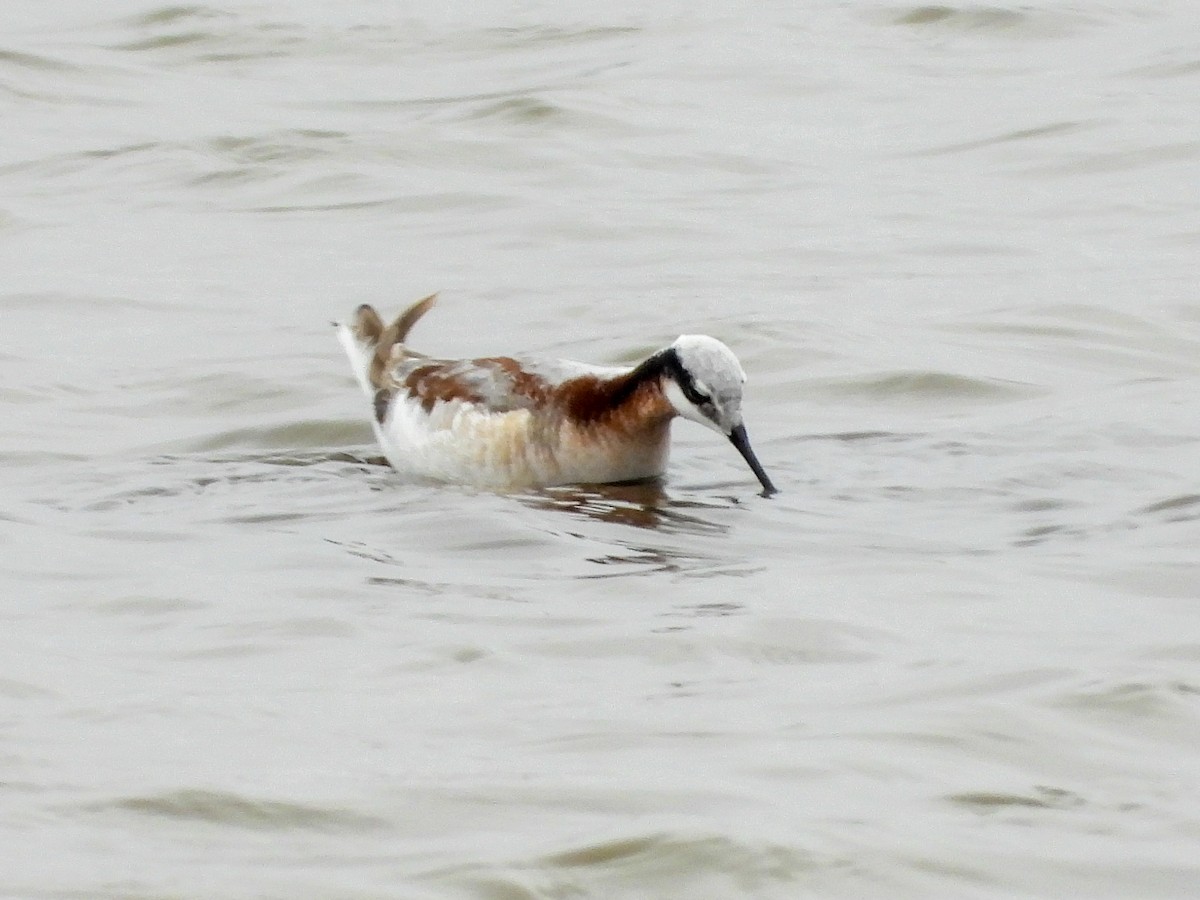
[390,356,554,415]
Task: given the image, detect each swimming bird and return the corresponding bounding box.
[336,294,777,495]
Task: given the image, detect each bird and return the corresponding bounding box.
[336,294,777,495]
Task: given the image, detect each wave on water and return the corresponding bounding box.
[881,4,1097,38]
[423,830,826,900]
[96,788,389,832]
[804,370,1040,403]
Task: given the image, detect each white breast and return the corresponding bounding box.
[374,395,670,489]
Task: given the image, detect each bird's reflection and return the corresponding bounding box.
[519,479,731,534]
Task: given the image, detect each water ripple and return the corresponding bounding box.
[99,789,389,832]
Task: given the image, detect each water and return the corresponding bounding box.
[3,2,1199,897]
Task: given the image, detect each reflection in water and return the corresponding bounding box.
[517,482,763,581]
[44,449,753,595]
[521,480,731,534]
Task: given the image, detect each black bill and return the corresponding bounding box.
[728,423,778,496]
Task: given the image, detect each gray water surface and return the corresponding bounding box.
[2,2,1199,897]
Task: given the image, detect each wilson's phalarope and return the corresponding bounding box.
[336,295,777,495]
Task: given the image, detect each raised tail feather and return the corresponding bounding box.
[336,293,437,398]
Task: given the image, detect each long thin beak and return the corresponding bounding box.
[728,424,778,496]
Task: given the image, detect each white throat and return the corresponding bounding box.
[664,378,725,435]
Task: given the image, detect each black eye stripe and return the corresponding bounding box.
[662,351,710,405]
[626,347,714,409]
